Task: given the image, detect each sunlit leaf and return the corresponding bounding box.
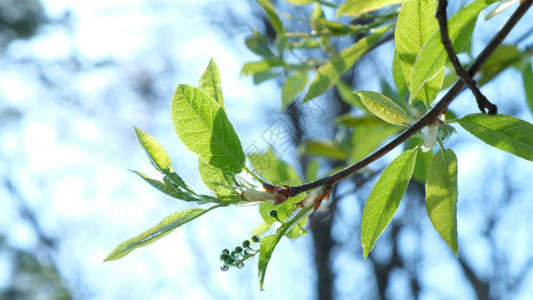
[282,71,308,108]
[426,149,458,256]
[258,206,312,290]
[198,158,240,203]
[171,84,245,173]
[285,0,313,5]
[353,90,412,125]
[459,113,533,162]
[130,170,181,198]
[395,0,443,105]
[305,26,389,101]
[409,0,492,103]
[133,126,172,173]
[361,149,417,258]
[198,59,225,110]
[104,208,213,261]
[337,0,404,17]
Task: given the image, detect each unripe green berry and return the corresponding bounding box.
[252,235,260,243]
[235,246,243,253]
[242,240,251,248]
[222,249,229,255]
[268,209,278,219]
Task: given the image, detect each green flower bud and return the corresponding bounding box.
[221,265,229,271]
[242,240,251,248]
[252,235,261,243]
[220,253,229,261]
[268,209,278,219]
[235,246,243,253]
[222,249,229,255]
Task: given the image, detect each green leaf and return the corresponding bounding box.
[409,0,493,103]
[104,208,213,261]
[300,139,348,161]
[245,31,275,58]
[305,26,389,101]
[284,0,313,5]
[392,49,408,102]
[523,63,533,115]
[478,45,524,86]
[485,0,518,20]
[361,149,417,258]
[255,0,284,35]
[198,158,239,203]
[426,149,458,256]
[395,0,443,105]
[258,206,312,290]
[337,0,404,17]
[171,84,245,173]
[282,71,308,108]
[353,90,412,125]
[199,59,225,109]
[133,126,171,173]
[458,113,533,162]
[131,170,181,198]
[336,81,366,111]
[258,234,278,291]
[351,123,400,162]
[241,58,285,76]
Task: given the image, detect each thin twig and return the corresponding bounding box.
[285,0,533,198]
[437,0,497,115]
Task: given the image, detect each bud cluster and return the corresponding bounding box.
[220,235,261,271]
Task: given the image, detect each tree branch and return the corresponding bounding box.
[285,0,533,198]
[437,0,497,115]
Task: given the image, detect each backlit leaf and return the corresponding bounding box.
[459,113,533,162]
[133,126,171,173]
[395,0,443,105]
[361,149,417,258]
[409,0,493,103]
[104,208,212,261]
[522,63,533,115]
[353,90,412,125]
[426,149,458,256]
[199,59,225,109]
[337,0,404,17]
[282,71,308,108]
[171,84,245,173]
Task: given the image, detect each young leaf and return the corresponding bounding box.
[133,126,172,173]
[199,59,225,109]
[361,149,417,258]
[104,208,214,261]
[258,206,313,290]
[258,235,278,291]
[351,124,400,162]
[353,90,412,126]
[458,113,533,162]
[171,84,245,173]
[395,0,444,105]
[409,0,492,103]
[336,81,366,110]
[198,158,240,203]
[478,45,524,86]
[131,170,182,199]
[426,149,458,256]
[337,0,404,17]
[305,26,389,101]
[282,71,308,108]
[522,63,533,115]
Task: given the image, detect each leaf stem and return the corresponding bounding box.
[286,0,533,198]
